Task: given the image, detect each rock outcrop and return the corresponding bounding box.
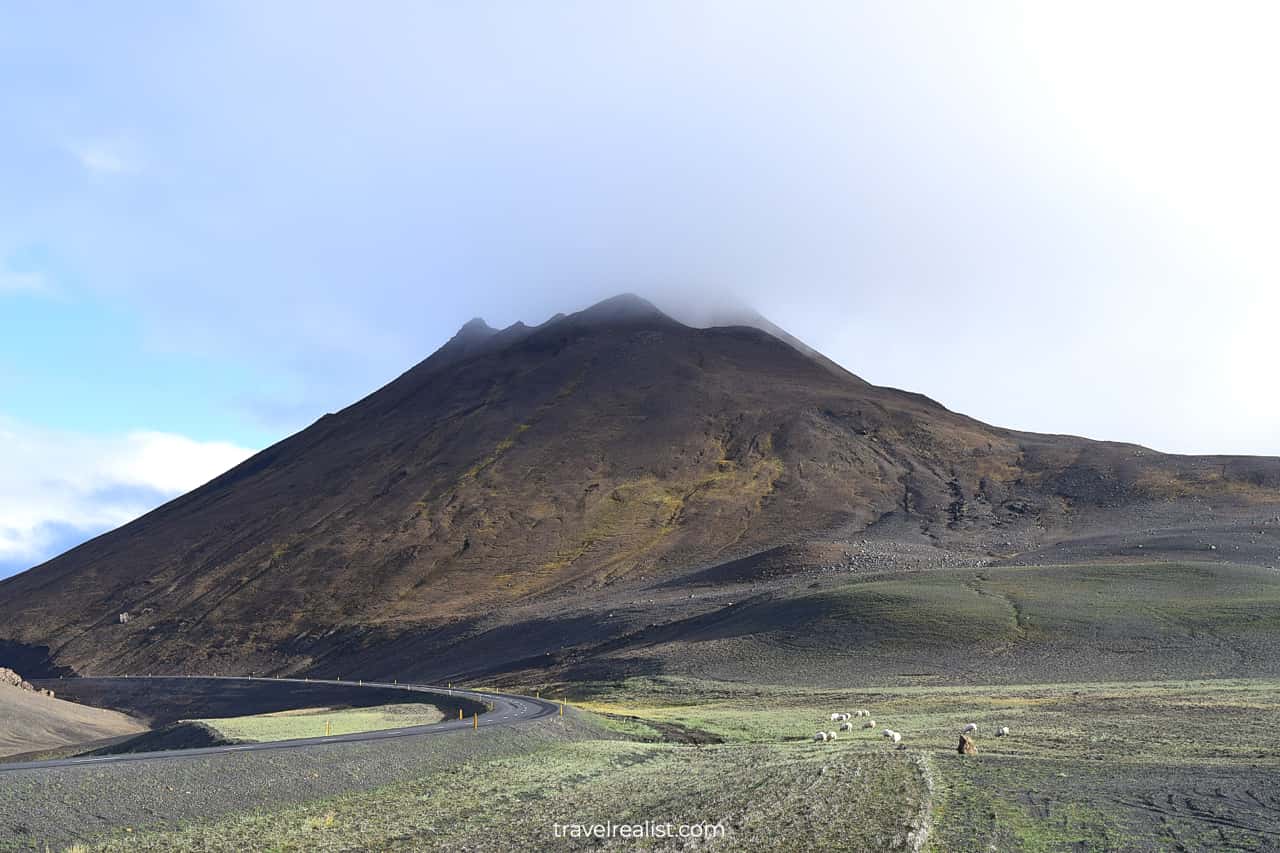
[0,667,54,697]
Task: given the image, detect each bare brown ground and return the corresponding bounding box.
[0,685,146,758]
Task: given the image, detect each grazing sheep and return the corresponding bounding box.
[890,731,902,744]
[882,728,894,738]
[830,713,841,721]
[837,712,851,721]
[863,720,876,729]
[963,723,978,734]
[839,721,855,732]
[855,709,870,717]
[814,731,829,742]
[827,731,838,740]
[997,726,1010,737]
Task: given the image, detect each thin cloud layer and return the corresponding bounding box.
[63,137,137,176]
[0,269,47,295]
[2,3,1274,456]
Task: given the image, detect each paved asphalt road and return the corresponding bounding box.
[0,676,560,773]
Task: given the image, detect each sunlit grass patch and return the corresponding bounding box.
[194,703,444,743]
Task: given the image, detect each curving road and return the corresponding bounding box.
[0,675,560,773]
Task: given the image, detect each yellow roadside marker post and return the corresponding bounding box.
[473,713,478,730]
[560,702,564,717]
[459,708,463,720]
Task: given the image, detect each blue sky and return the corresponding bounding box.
[2,2,1278,578]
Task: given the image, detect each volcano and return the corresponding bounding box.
[4,294,1279,684]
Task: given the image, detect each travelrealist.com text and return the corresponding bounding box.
[552,820,727,840]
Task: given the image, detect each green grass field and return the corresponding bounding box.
[194,703,445,742]
[71,675,1280,851]
[571,676,1280,850]
[79,727,931,852]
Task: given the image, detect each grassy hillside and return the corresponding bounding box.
[588,562,1280,686]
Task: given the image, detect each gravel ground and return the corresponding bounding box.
[0,710,603,850]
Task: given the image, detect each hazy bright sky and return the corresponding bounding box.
[2,2,1277,577]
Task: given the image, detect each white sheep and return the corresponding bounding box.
[814,731,829,742]
[839,721,855,732]
[882,728,894,738]
[863,720,876,729]
[827,731,838,740]
[963,723,978,734]
[890,731,902,744]
[858,709,871,717]
[996,726,1010,737]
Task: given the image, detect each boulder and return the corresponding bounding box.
[0,667,35,692]
[958,734,978,755]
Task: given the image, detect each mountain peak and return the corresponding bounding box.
[456,317,497,338]
[568,293,673,326]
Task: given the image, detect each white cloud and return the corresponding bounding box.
[0,417,254,573]
[64,138,136,175]
[0,269,47,295]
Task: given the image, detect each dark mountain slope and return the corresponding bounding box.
[2,294,1278,679]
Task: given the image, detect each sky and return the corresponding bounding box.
[2,1,1278,578]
